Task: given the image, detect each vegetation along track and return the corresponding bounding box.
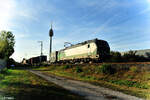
[49,62,150,67]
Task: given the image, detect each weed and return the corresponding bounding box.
[94,66,101,74]
[63,65,73,69]
[130,66,138,72]
[109,80,149,89]
[127,75,134,79]
[100,64,116,74]
[75,66,83,73]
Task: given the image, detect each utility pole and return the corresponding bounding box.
[49,23,54,61]
[38,41,43,56]
[38,41,43,63]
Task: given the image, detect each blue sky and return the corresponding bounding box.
[0,0,150,61]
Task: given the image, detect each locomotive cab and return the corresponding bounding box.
[96,39,110,61]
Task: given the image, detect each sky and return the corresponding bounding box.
[0,0,150,62]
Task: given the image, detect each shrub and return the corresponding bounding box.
[75,66,83,73]
[63,65,72,69]
[100,64,116,74]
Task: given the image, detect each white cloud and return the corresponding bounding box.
[137,0,150,14]
[79,0,118,19]
[147,0,150,3]
[139,7,150,14]
[15,33,30,38]
[0,0,16,30]
[18,10,39,22]
[93,14,119,34]
[81,0,119,12]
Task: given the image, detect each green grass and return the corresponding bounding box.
[0,69,85,100]
[63,65,73,69]
[108,80,149,89]
[33,65,150,99]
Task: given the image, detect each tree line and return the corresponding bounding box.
[106,50,150,62]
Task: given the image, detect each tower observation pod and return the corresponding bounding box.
[49,24,54,61]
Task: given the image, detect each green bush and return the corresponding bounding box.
[63,65,72,69]
[100,64,116,74]
[75,66,83,73]
[130,66,138,72]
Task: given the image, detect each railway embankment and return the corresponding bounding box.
[33,63,150,99]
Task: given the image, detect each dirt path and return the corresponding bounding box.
[29,70,144,100]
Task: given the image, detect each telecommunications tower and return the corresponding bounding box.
[49,23,53,61]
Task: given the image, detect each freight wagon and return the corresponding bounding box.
[50,38,110,63]
[25,55,47,65]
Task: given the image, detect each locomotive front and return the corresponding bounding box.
[95,39,110,61]
[55,38,110,63]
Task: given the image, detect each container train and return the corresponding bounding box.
[50,38,110,63]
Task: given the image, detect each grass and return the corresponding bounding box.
[33,64,150,99]
[100,64,116,74]
[0,68,85,100]
[108,80,149,89]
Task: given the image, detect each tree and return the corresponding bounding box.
[122,50,146,62]
[0,31,15,60]
[146,52,150,59]
[109,51,122,62]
